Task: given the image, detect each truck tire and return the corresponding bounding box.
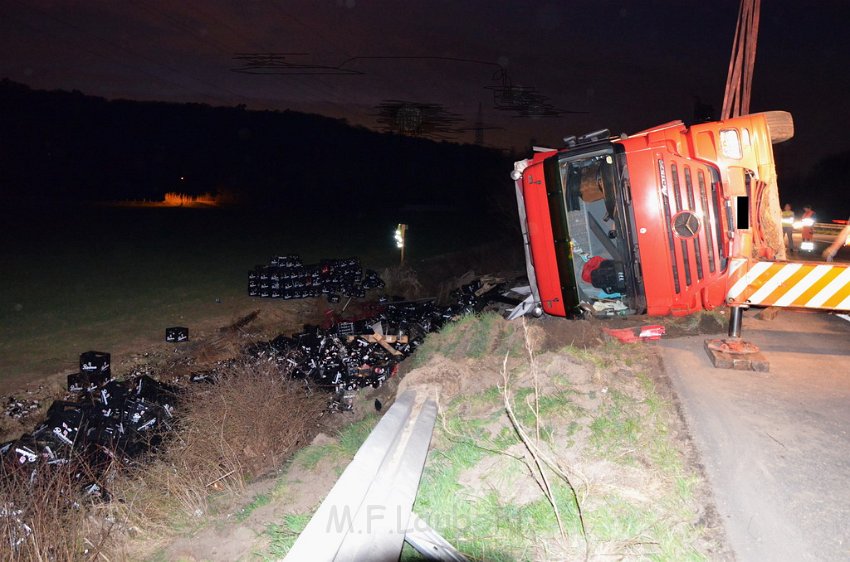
[754,111,794,144]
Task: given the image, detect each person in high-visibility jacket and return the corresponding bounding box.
[781,203,795,253]
[801,204,815,251]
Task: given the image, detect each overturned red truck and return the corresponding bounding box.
[512,111,850,323]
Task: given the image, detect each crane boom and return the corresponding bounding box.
[722,0,761,119]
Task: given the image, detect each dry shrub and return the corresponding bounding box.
[109,361,326,537]
[178,361,325,482]
[380,265,424,299]
[0,357,328,558]
[0,459,111,561]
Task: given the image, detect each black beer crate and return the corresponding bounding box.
[68,370,110,392]
[80,351,111,378]
[165,326,189,342]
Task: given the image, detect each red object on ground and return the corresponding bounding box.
[603,324,666,343]
[602,327,639,343]
[638,325,666,340]
[581,256,605,283]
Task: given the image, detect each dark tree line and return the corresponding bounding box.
[0,79,513,213]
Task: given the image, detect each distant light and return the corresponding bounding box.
[394,224,408,265]
[180,176,185,181]
[394,224,405,248]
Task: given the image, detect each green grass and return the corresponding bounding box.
[262,513,312,559]
[466,313,498,358]
[560,344,607,369]
[407,327,713,560]
[236,493,271,522]
[287,414,380,473]
[259,416,382,559]
[512,388,584,426]
[410,313,522,369]
[585,496,647,542]
[412,437,584,560]
[589,389,642,459]
[338,414,379,456]
[466,385,503,409]
[584,370,705,560]
[0,204,502,387]
[288,443,336,470]
[586,494,704,561]
[261,311,710,561]
[506,388,586,446]
[409,388,587,560]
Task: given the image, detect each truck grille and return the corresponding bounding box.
[659,157,723,294]
[670,164,693,286]
[657,159,681,294]
[697,170,716,273]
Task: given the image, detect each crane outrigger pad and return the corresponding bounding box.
[703,338,769,372]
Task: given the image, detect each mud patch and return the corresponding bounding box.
[536,316,606,352]
[163,524,258,562]
[535,309,727,349]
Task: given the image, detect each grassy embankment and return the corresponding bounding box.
[1,309,726,560]
[245,312,726,561]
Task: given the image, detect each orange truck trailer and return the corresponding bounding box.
[511,111,850,340]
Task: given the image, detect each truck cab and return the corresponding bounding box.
[513,112,791,318]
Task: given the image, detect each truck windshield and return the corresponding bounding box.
[557,149,643,316]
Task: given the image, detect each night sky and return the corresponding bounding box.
[2,1,850,196]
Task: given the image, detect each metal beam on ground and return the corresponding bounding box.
[405,512,468,561]
[334,398,437,560]
[284,389,464,562]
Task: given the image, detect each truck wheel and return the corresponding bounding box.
[755,111,794,144]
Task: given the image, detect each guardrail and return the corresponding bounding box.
[284,390,466,561]
[812,222,846,235]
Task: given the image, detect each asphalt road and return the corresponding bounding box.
[787,231,850,263]
[660,310,850,562]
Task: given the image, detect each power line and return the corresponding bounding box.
[181,0,349,108]
[231,53,362,75]
[263,5,493,141]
